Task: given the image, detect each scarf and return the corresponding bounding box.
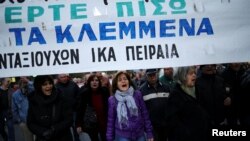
[115,87,138,127]
[181,85,196,98]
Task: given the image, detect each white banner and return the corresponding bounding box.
[0,0,250,77]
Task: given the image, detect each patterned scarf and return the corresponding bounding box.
[115,87,138,127]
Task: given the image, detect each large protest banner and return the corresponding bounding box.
[0,0,250,77]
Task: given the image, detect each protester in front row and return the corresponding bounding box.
[106,71,153,141]
[76,74,110,141]
[12,78,34,141]
[56,74,79,109]
[0,77,15,141]
[167,66,209,141]
[139,69,171,141]
[196,65,227,127]
[27,75,73,141]
[220,63,245,126]
[55,73,80,141]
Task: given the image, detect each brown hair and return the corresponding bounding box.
[85,74,102,90]
[111,71,135,94]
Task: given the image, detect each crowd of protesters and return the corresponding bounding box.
[0,62,250,141]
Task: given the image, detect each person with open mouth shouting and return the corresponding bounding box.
[106,71,154,141]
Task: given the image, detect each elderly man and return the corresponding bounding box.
[139,69,171,141]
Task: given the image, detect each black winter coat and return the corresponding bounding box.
[196,74,226,125]
[167,84,209,141]
[27,91,73,141]
[55,81,79,109]
[240,69,250,119]
[76,87,110,129]
[220,67,245,115]
[139,81,171,127]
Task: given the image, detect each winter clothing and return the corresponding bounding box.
[196,73,226,125]
[114,87,138,127]
[167,83,209,141]
[220,66,245,126]
[55,80,79,109]
[139,81,170,127]
[240,69,250,126]
[0,87,15,141]
[76,86,110,141]
[12,89,31,124]
[27,90,73,141]
[159,75,175,89]
[12,87,34,141]
[106,90,153,141]
[55,80,80,141]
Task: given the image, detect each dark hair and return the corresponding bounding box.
[34,75,55,93]
[85,74,102,90]
[112,71,135,94]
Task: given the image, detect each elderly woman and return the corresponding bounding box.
[27,75,73,141]
[167,66,209,141]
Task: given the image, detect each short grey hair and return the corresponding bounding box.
[174,66,196,85]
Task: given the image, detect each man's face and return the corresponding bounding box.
[230,63,241,71]
[1,78,11,87]
[58,74,69,84]
[164,68,173,78]
[21,81,29,94]
[147,73,157,85]
[201,65,216,75]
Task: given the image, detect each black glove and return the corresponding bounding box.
[42,127,55,140]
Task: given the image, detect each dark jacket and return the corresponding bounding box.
[106,90,153,141]
[167,84,209,141]
[76,86,109,131]
[55,81,79,109]
[0,88,12,119]
[27,91,73,141]
[240,69,250,119]
[220,67,245,114]
[196,74,226,125]
[139,81,171,127]
[0,88,9,113]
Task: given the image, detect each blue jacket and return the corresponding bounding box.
[12,89,30,123]
[106,90,153,141]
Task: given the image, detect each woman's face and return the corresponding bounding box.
[41,81,53,96]
[185,68,197,87]
[117,74,129,92]
[90,76,99,90]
